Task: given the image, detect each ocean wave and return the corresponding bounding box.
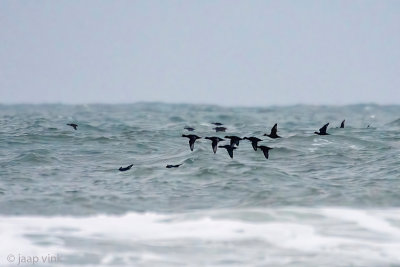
[0,208,399,266]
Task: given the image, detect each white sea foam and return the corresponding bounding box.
[1,208,400,266]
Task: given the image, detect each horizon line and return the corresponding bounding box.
[0,101,399,108]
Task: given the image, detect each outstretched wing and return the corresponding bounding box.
[189,139,195,151]
[319,123,329,134]
[212,140,218,153]
[227,147,234,158]
[251,141,258,151]
[262,149,269,159]
[270,123,278,135]
[340,120,345,128]
[67,123,77,130]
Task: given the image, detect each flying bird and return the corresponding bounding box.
[258,146,273,159]
[264,123,281,138]
[67,123,78,130]
[243,137,263,151]
[182,134,201,151]
[224,136,242,147]
[314,123,330,135]
[205,136,225,153]
[213,126,227,132]
[218,145,237,159]
[166,164,182,168]
[119,164,133,172]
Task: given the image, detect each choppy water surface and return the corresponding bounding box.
[0,103,399,266]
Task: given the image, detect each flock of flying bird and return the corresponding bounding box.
[181,121,339,162]
[67,120,345,171]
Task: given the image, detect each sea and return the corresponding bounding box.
[0,103,399,266]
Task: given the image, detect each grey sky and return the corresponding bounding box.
[1,1,399,106]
